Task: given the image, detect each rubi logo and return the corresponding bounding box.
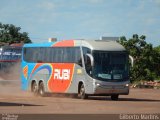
[54,69,70,80]
[48,64,74,92]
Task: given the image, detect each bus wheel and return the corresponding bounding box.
[32,82,38,96]
[79,84,88,99]
[38,82,46,97]
[111,95,119,100]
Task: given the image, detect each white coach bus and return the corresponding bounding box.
[21,39,130,100]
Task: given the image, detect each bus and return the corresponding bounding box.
[21,40,130,100]
[0,45,22,71]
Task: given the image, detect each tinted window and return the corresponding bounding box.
[23,47,82,65]
[92,51,129,81]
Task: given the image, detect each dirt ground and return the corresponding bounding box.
[0,80,160,114]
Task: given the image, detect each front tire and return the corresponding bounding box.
[79,84,88,99]
[38,82,46,97]
[111,95,119,100]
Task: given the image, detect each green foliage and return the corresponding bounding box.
[118,34,160,82]
[154,45,160,53]
[153,45,160,79]
[0,22,32,44]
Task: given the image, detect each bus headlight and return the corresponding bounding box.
[96,83,100,86]
[125,84,129,87]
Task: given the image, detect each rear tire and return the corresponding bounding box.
[111,95,119,100]
[32,82,38,96]
[79,84,88,99]
[38,82,46,97]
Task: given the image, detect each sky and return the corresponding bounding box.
[0,0,160,46]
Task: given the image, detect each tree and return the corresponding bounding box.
[118,34,160,82]
[153,45,160,79]
[154,45,160,52]
[0,22,32,45]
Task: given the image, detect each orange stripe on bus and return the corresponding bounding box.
[53,40,74,47]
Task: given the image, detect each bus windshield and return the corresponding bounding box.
[92,51,129,81]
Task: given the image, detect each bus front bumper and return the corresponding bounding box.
[93,84,129,95]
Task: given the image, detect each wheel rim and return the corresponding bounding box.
[39,83,44,96]
[40,87,44,95]
[32,83,37,93]
[80,85,85,98]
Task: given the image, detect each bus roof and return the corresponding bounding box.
[23,40,125,51]
[82,40,125,51]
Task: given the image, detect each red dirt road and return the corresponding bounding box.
[0,80,160,114]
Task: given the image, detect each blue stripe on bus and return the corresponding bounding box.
[23,42,55,47]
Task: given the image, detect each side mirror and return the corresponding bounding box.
[129,55,134,67]
[85,54,94,75]
[86,54,94,67]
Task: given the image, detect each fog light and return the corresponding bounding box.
[125,84,129,87]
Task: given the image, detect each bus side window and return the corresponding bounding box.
[74,47,82,67]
